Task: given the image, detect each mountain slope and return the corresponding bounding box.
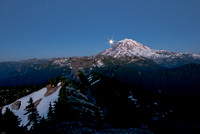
[2,82,62,129]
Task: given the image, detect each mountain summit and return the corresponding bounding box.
[99,39,156,58]
[98,39,200,64]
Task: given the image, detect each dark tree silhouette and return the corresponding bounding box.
[24,97,41,130]
[47,102,54,122]
[2,107,22,133]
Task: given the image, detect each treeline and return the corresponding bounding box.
[0,76,68,107]
[0,85,42,107]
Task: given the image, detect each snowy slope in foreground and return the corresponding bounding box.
[2,83,62,129]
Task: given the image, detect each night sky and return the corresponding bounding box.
[0,0,200,61]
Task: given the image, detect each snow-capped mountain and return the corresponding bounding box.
[99,39,157,58]
[98,39,200,63]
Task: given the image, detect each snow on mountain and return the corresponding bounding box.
[98,38,200,61]
[99,39,159,58]
[96,60,104,67]
[91,79,101,85]
[52,57,71,67]
[2,83,62,129]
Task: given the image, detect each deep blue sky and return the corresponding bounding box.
[0,0,200,61]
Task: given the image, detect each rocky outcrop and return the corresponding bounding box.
[11,101,21,110]
[45,85,60,97]
[66,87,104,121]
[34,98,42,108]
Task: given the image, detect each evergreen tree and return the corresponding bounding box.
[47,102,54,122]
[0,110,4,132]
[34,116,48,134]
[77,70,90,95]
[53,87,76,122]
[78,70,90,86]
[2,107,21,133]
[24,97,40,130]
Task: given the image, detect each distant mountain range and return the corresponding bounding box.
[0,38,200,86]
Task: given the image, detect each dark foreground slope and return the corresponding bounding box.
[93,63,200,133]
[1,63,200,134]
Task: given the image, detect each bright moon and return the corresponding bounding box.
[109,39,114,45]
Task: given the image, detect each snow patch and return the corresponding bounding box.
[153,102,158,106]
[52,58,70,67]
[91,79,100,85]
[88,75,93,82]
[128,95,137,101]
[97,60,104,67]
[57,82,61,86]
